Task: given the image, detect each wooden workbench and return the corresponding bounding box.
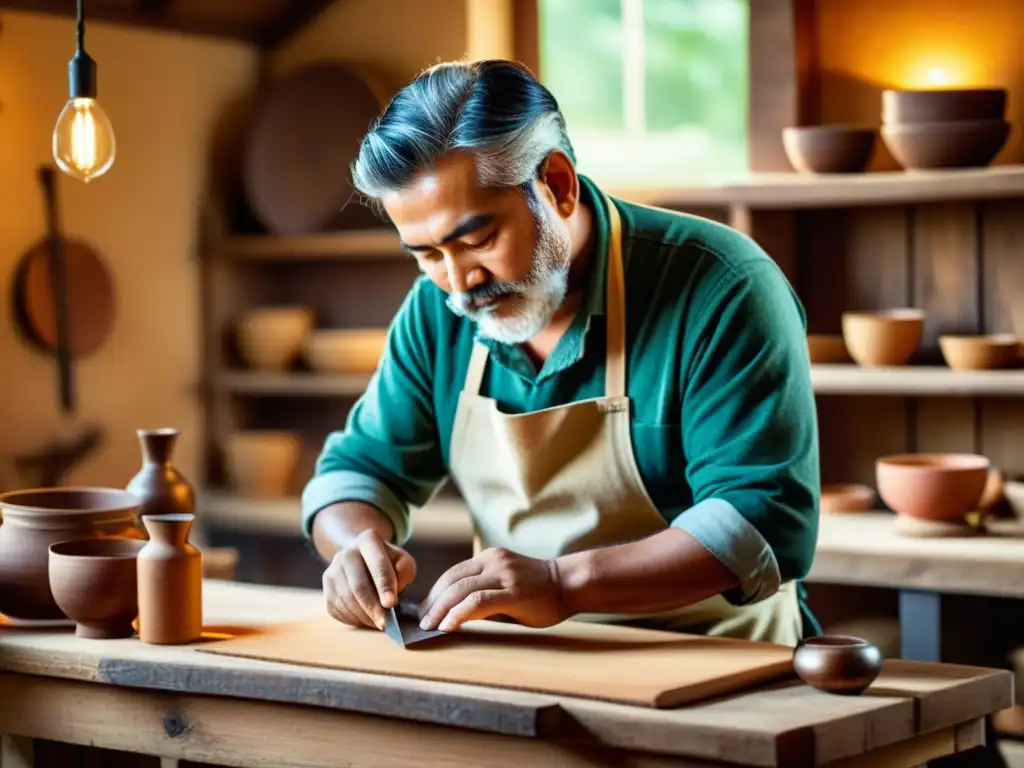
[0,580,1013,767]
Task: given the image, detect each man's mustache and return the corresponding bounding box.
[447,282,519,313]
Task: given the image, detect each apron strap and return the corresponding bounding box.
[464,340,489,395]
[602,192,627,399]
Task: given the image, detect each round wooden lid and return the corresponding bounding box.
[242,62,387,236]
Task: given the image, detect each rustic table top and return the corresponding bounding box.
[0,579,1012,766]
[810,511,1024,597]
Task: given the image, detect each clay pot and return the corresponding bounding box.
[126,428,196,530]
[939,334,1020,371]
[793,635,882,695]
[882,88,1007,124]
[303,328,388,373]
[0,488,141,621]
[137,513,203,644]
[841,309,924,367]
[235,305,314,371]
[224,430,301,498]
[782,125,877,174]
[49,537,146,638]
[876,453,990,521]
[807,334,850,364]
[820,483,875,514]
[881,119,1009,170]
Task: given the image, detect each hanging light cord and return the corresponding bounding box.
[76,0,85,52]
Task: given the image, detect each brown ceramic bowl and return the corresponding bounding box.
[876,453,990,521]
[882,88,1007,124]
[841,309,924,367]
[49,537,146,638]
[939,334,1020,370]
[0,487,141,621]
[881,119,1010,170]
[820,483,875,514]
[807,334,850,364]
[793,635,882,695]
[782,125,877,174]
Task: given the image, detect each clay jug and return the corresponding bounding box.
[0,488,141,621]
[137,513,202,644]
[126,428,196,531]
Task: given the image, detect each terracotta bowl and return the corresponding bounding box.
[303,328,388,373]
[0,487,141,621]
[876,453,990,521]
[882,88,1007,124]
[881,119,1010,170]
[225,431,302,499]
[236,305,315,372]
[939,334,1020,371]
[793,635,882,695]
[48,537,146,638]
[841,309,924,367]
[820,483,875,514]
[807,334,850,364]
[782,125,877,174]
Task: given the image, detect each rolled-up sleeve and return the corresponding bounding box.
[301,279,448,545]
[673,258,820,606]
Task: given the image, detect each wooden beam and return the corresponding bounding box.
[257,0,337,50]
[0,0,257,43]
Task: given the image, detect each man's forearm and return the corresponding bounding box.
[553,528,741,616]
[311,502,395,562]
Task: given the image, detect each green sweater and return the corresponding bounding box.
[302,175,820,622]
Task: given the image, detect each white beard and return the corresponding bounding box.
[446,199,572,345]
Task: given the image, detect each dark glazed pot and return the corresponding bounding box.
[793,635,883,695]
[126,428,196,532]
[0,487,142,620]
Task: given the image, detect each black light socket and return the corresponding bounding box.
[68,49,97,100]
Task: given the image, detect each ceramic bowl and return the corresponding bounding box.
[303,328,388,373]
[820,483,875,514]
[48,537,146,638]
[793,635,883,695]
[0,487,141,621]
[782,125,877,174]
[1004,481,1024,519]
[882,88,1007,124]
[881,119,1010,170]
[939,334,1020,371]
[841,309,924,367]
[807,334,850,364]
[235,306,315,372]
[224,431,302,499]
[876,453,990,521]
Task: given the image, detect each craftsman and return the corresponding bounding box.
[302,59,821,646]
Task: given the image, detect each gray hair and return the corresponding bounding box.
[351,59,576,208]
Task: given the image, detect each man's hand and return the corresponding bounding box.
[322,529,417,630]
[417,547,568,632]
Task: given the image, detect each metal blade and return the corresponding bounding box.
[383,598,446,649]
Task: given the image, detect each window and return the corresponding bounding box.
[537,0,748,187]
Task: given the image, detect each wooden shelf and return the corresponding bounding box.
[198,491,474,543]
[214,228,404,260]
[611,165,1024,210]
[215,366,1024,398]
[811,364,1024,396]
[215,371,374,396]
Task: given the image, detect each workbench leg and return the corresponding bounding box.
[898,590,1008,768]
[1,735,35,768]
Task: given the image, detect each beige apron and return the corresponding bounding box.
[447,191,803,646]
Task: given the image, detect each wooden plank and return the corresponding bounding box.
[809,512,1024,598]
[216,230,404,260]
[0,736,33,768]
[816,395,906,487]
[912,202,981,355]
[915,398,976,454]
[610,166,1024,210]
[748,0,819,172]
[810,366,1024,396]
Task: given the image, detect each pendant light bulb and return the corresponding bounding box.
[53,0,115,183]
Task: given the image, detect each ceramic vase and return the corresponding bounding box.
[126,428,196,531]
[137,513,203,644]
[0,488,140,621]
